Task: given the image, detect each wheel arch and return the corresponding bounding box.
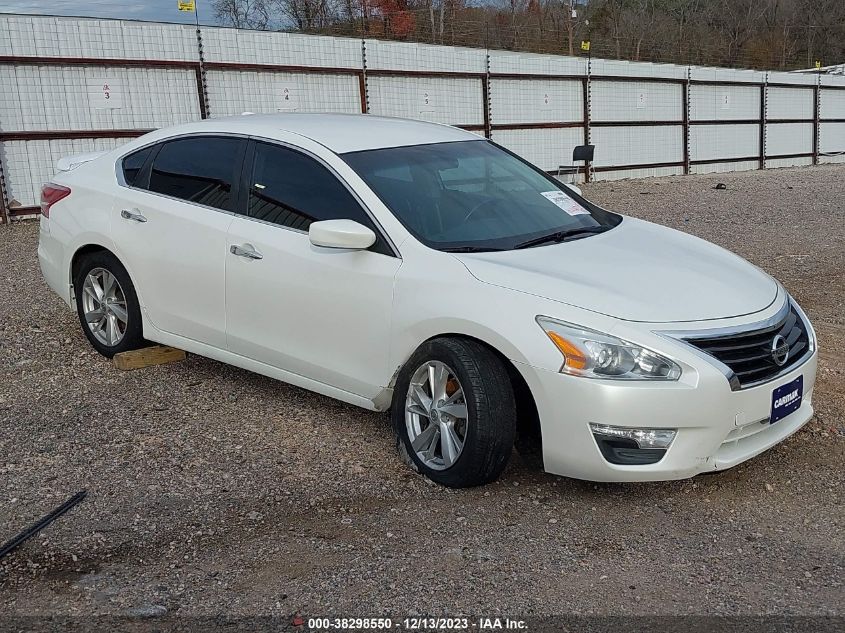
[70,243,113,286]
[69,242,140,305]
[69,242,146,357]
[393,331,542,466]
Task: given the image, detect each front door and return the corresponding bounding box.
[225,140,401,399]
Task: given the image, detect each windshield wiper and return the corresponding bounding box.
[441,246,505,253]
[513,226,610,250]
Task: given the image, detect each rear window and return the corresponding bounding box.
[121,146,153,187]
[147,137,244,212]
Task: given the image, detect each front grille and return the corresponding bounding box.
[685,304,810,388]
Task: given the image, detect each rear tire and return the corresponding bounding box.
[392,337,517,488]
[74,251,144,358]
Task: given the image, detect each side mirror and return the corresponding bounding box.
[309,219,376,250]
[564,183,583,197]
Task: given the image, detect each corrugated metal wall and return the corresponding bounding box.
[1,14,844,221]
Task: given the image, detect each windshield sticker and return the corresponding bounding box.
[540,190,590,216]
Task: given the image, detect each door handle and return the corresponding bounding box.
[120,208,147,223]
[230,244,263,260]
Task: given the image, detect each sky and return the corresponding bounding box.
[0,0,217,25]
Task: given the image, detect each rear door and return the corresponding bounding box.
[111,135,246,348]
[225,139,402,398]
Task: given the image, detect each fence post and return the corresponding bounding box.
[683,66,690,175]
[0,144,9,225]
[813,75,820,165]
[483,49,491,139]
[194,24,210,118]
[582,55,592,183]
[0,102,8,223]
[759,73,768,170]
[359,39,369,114]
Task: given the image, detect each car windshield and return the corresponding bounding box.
[342,140,620,251]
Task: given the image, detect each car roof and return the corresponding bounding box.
[149,113,482,154]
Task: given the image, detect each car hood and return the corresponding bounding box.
[455,217,779,323]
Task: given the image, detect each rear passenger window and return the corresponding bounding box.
[121,146,153,186]
[148,137,243,211]
[247,142,390,255]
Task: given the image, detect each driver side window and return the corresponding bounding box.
[246,141,391,255]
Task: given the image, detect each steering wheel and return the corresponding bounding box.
[461,198,501,225]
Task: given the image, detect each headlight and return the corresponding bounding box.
[536,317,681,380]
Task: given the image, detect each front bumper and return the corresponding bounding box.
[515,349,817,482]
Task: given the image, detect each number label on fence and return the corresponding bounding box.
[420,89,436,114]
[721,93,731,110]
[88,78,122,110]
[637,92,647,109]
[277,86,300,111]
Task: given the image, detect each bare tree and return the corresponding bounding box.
[209,0,845,71]
[212,0,271,28]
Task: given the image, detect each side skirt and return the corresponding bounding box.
[140,315,385,412]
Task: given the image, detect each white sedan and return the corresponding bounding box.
[38,114,818,487]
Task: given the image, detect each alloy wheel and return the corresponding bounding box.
[405,360,469,470]
[81,267,129,346]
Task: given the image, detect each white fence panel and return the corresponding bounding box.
[767,87,814,120]
[3,138,126,207]
[819,89,845,120]
[767,71,817,87]
[765,156,812,169]
[203,28,361,68]
[690,124,758,161]
[365,40,486,73]
[691,160,759,175]
[491,128,584,173]
[489,79,582,124]
[766,122,813,161]
[367,76,483,126]
[205,71,361,116]
[689,67,765,84]
[595,165,683,181]
[591,59,687,80]
[488,51,584,76]
[819,122,845,164]
[0,65,200,131]
[592,125,683,167]
[0,15,197,60]
[590,80,682,122]
[690,84,759,121]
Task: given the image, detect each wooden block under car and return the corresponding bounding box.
[113,346,186,371]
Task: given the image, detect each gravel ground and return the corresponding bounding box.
[0,165,843,621]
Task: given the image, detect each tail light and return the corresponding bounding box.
[40,183,71,218]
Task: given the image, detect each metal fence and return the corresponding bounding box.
[1,13,844,223]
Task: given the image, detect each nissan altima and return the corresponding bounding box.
[38,114,818,487]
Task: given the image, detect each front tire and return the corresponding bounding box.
[74,251,144,358]
[392,337,517,488]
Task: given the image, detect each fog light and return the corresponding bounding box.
[589,423,676,465]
